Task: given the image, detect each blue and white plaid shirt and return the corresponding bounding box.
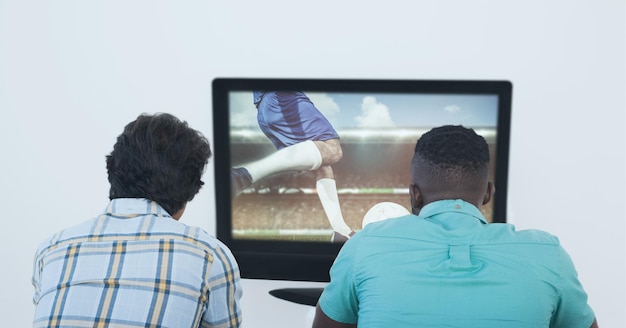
[32,198,242,328]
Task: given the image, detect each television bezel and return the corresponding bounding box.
[212,78,512,282]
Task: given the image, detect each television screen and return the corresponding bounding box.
[212,78,512,282]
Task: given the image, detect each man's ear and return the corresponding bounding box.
[482,182,495,205]
[410,184,424,215]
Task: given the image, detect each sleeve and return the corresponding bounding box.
[32,239,51,306]
[549,245,596,328]
[316,234,362,325]
[202,244,243,328]
[32,249,42,305]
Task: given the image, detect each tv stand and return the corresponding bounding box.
[269,287,324,306]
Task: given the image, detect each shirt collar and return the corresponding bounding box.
[418,199,488,224]
[103,198,172,219]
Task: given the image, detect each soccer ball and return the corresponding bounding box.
[362,202,410,229]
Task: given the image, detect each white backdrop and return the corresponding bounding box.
[0,1,623,327]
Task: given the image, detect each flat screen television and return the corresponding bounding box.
[212,78,512,283]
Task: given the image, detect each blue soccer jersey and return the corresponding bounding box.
[253,91,339,149]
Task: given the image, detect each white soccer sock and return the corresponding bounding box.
[244,140,323,182]
[316,178,352,237]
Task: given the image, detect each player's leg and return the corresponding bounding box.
[231,140,323,197]
[312,139,354,239]
[313,138,342,166]
[315,165,354,239]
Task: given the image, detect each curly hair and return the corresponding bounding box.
[106,113,212,215]
[411,125,489,187]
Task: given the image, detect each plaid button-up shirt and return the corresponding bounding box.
[33,198,242,328]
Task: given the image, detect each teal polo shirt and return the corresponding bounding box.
[318,199,595,328]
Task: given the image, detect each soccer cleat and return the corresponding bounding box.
[231,167,253,198]
[330,231,356,243]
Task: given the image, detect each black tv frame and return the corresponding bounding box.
[212,78,512,283]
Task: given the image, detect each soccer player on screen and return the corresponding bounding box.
[231,91,354,240]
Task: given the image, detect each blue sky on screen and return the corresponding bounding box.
[228,91,498,130]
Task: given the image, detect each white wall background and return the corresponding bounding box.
[1,1,623,327]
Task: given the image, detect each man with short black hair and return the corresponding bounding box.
[313,125,597,328]
[33,113,243,328]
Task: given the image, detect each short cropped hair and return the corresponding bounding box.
[411,125,490,187]
[106,113,211,215]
